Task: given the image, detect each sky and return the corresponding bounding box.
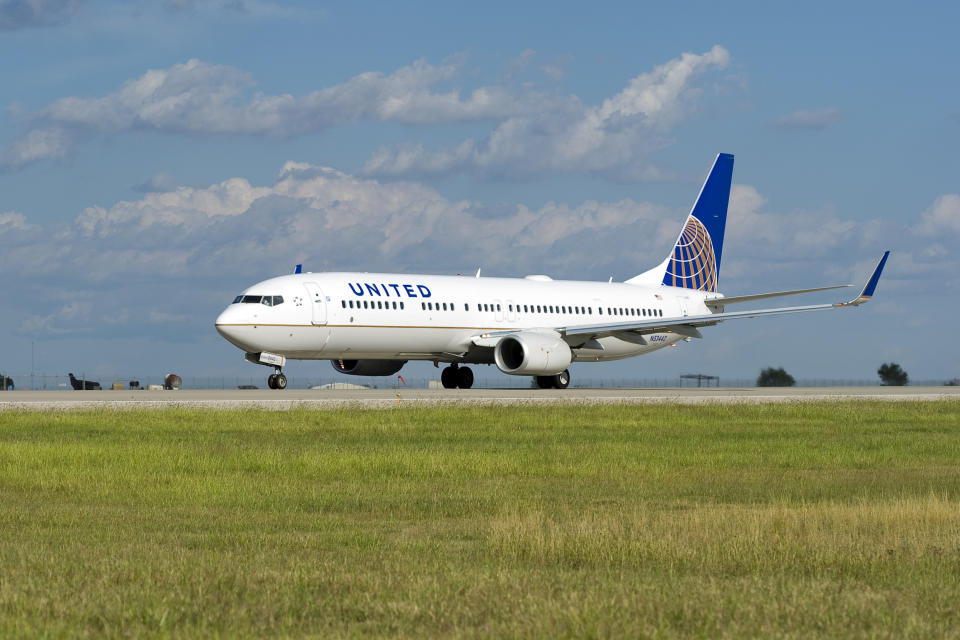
[1,0,958,387]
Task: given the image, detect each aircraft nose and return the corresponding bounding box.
[215,306,245,343]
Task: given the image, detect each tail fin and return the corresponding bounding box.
[628,153,734,290]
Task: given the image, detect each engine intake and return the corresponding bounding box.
[494,331,572,376]
[331,359,407,376]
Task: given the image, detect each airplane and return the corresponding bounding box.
[215,153,889,390]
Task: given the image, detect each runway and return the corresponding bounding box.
[1,386,958,411]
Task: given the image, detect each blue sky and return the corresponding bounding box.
[1,0,958,386]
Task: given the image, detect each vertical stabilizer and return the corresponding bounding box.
[628,153,734,290]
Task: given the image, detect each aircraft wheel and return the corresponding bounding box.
[535,375,555,389]
[275,373,287,390]
[554,369,570,390]
[440,365,458,389]
[456,366,474,389]
[267,374,278,389]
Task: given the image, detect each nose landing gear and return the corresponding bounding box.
[440,364,474,389]
[267,368,287,390]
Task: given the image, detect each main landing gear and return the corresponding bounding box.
[535,369,570,390]
[440,364,474,389]
[267,367,287,390]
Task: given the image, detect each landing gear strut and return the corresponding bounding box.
[267,367,287,390]
[535,369,570,390]
[441,364,474,389]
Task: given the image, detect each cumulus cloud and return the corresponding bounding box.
[0,211,32,233]
[770,107,843,130]
[362,45,732,179]
[4,48,732,179]
[2,57,522,169]
[133,173,177,193]
[0,128,69,169]
[0,0,82,30]
[3,162,926,340]
[914,194,960,236]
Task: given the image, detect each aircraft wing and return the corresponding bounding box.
[474,251,889,347]
[704,284,851,308]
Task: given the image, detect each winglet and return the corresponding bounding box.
[843,251,890,306]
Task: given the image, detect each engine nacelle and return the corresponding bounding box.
[331,359,407,376]
[494,331,572,376]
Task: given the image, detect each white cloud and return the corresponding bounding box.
[4,49,733,179]
[3,163,940,338]
[0,128,69,169]
[915,194,960,236]
[133,173,177,193]
[0,211,32,233]
[362,46,732,179]
[770,107,843,130]
[17,58,520,144]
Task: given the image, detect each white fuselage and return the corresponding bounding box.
[215,272,713,364]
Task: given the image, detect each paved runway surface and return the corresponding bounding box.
[1,387,957,411]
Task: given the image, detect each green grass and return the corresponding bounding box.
[1,401,959,638]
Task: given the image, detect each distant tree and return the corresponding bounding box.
[756,367,795,387]
[877,362,908,386]
[945,378,960,387]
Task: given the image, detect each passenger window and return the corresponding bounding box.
[341,300,346,308]
[497,304,501,311]
[464,303,469,311]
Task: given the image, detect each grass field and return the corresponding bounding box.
[1,401,959,638]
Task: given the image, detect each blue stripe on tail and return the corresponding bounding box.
[662,153,734,292]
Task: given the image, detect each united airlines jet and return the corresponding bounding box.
[215,154,889,390]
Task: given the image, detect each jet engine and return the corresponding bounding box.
[331,359,407,376]
[494,331,572,376]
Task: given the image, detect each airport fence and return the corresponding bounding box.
[1,371,956,391]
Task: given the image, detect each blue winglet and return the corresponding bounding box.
[847,251,889,305]
[294,264,302,274]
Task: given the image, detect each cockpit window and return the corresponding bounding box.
[273,296,283,306]
[233,295,243,304]
[241,295,262,304]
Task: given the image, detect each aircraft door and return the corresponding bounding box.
[678,296,689,317]
[303,282,327,325]
[494,299,504,322]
